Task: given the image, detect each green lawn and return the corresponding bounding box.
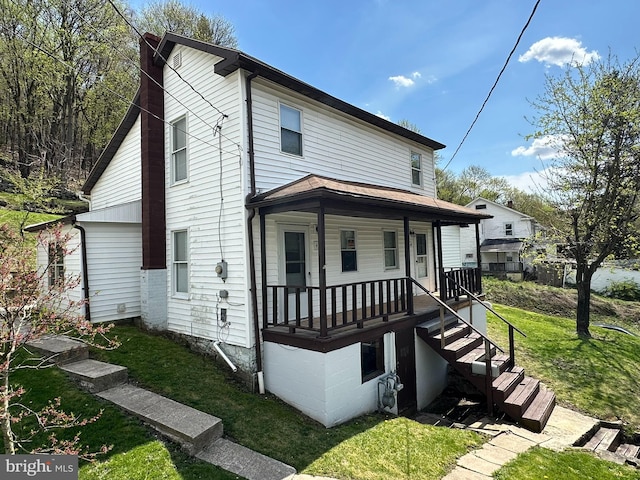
[487,304,640,430]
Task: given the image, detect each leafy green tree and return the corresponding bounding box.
[137,0,237,47]
[529,53,640,337]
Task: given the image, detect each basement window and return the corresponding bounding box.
[361,338,384,382]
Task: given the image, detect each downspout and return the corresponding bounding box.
[245,71,265,393]
[72,222,91,322]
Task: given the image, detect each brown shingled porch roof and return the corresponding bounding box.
[249,174,491,225]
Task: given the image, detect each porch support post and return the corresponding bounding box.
[260,211,268,329]
[403,217,413,315]
[435,221,446,301]
[475,222,482,293]
[317,206,328,338]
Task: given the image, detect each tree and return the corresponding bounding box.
[0,224,117,455]
[436,165,510,205]
[529,54,640,337]
[137,0,237,47]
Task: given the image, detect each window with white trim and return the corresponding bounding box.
[280,104,302,155]
[361,337,384,382]
[171,116,188,183]
[383,231,398,269]
[173,230,189,295]
[48,243,64,287]
[340,230,357,272]
[411,152,422,186]
[505,223,513,236]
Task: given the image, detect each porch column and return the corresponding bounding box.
[260,212,268,329]
[435,221,446,301]
[317,206,328,338]
[475,222,483,293]
[403,217,414,314]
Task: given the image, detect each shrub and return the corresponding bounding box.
[603,280,640,301]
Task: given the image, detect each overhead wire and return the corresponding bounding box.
[438,0,542,179]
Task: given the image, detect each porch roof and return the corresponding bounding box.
[249,175,491,225]
[480,239,524,253]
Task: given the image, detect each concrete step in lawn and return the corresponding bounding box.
[59,359,128,393]
[26,335,89,365]
[97,383,223,455]
[577,424,640,468]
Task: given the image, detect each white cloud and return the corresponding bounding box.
[501,169,550,193]
[511,135,564,160]
[389,75,415,87]
[412,71,421,79]
[518,36,599,67]
[375,111,391,121]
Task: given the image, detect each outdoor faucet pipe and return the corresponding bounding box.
[213,341,238,372]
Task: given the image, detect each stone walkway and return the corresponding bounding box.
[437,405,599,479]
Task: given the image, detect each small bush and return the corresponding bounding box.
[603,280,640,301]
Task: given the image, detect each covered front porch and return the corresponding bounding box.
[249,175,491,351]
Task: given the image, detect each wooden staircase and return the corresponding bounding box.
[416,314,556,433]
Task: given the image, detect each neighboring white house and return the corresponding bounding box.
[28,33,493,427]
[460,198,538,281]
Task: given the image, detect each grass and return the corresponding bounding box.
[93,326,484,477]
[494,447,640,480]
[0,209,62,232]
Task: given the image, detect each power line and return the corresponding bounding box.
[439,0,542,177]
[106,0,228,120]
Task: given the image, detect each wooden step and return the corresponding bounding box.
[416,315,459,335]
[617,443,640,458]
[520,388,556,433]
[583,427,622,453]
[503,376,540,420]
[492,368,525,404]
[429,324,471,346]
[443,334,483,360]
[457,346,492,366]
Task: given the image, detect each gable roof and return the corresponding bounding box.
[156,33,446,152]
[82,90,140,194]
[250,174,491,225]
[466,197,534,220]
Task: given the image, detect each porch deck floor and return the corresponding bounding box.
[263,293,471,348]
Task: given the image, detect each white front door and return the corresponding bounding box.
[279,226,310,321]
[415,233,428,278]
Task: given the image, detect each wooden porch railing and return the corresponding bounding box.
[263,278,410,337]
[440,266,482,301]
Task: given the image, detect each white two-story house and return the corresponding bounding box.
[27,33,556,431]
[459,198,539,280]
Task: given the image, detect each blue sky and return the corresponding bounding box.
[135,0,639,191]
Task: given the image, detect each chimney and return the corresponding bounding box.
[140,33,165,269]
[507,200,514,210]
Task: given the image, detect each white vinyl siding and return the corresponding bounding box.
[91,115,142,210]
[251,81,437,196]
[163,46,250,348]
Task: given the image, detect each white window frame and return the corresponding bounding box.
[383,230,398,270]
[171,115,188,184]
[340,229,358,272]
[411,151,422,186]
[504,223,514,236]
[279,103,303,156]
[48,243,64,287]
[172,229,189,297]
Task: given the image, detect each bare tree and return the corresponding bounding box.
[529,53,640,337]
[136,0,237,47]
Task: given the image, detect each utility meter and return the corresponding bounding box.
[215,260,228,281]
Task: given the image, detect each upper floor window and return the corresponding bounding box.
[505,223,513,236]
[383,231,398,269]
[340,230,357,272]
[48,243,64,287]
[280,104,302,156]
[411,152,422,186]
[173,230,189,295]
[171,116,188,183]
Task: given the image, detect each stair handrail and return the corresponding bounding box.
[408,277,504,354]
[443,272,525,368]
[442,273,526,338]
